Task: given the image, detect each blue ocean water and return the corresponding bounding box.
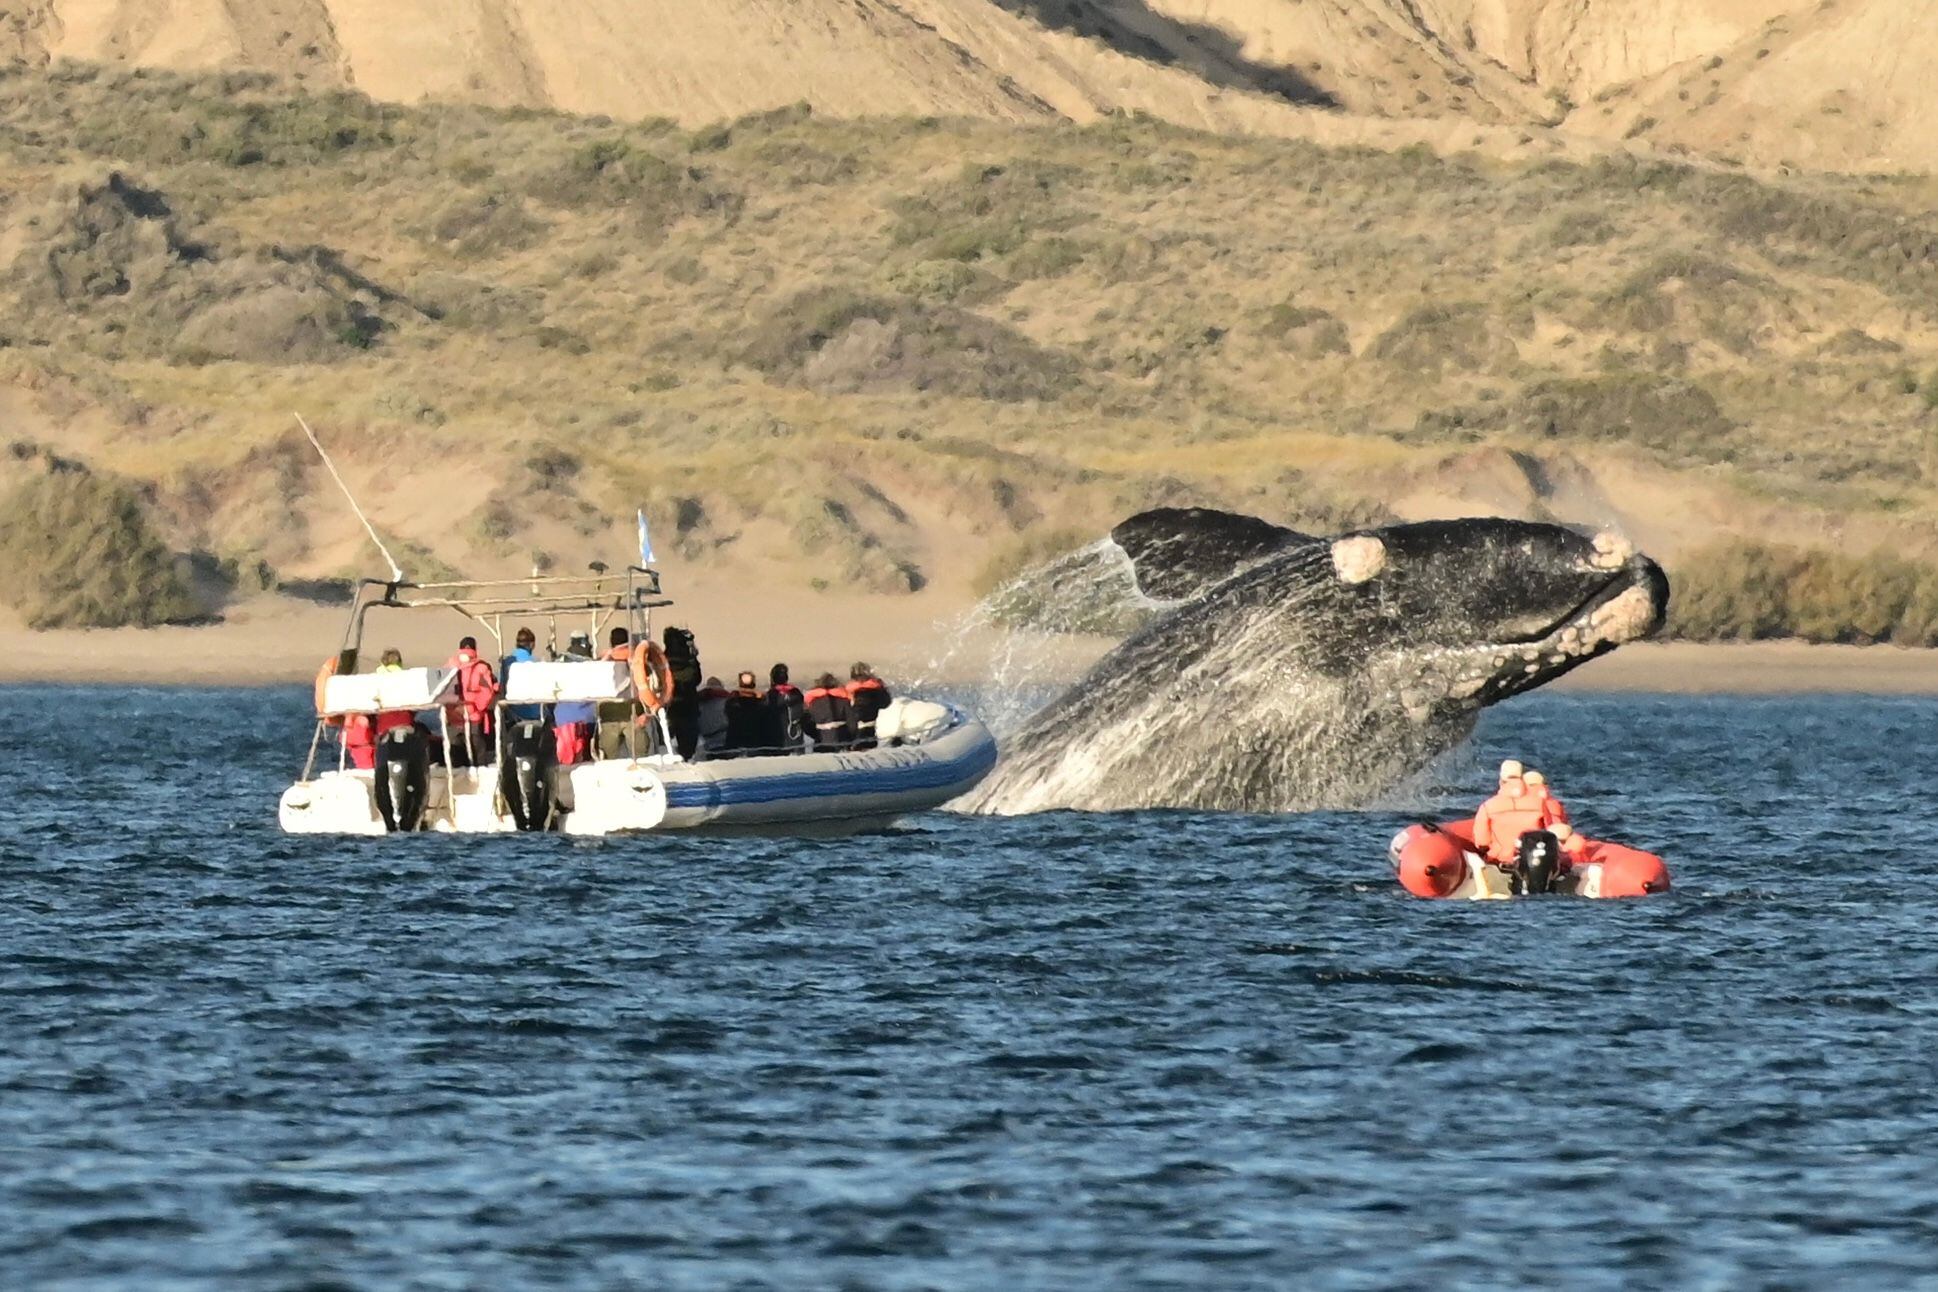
[2,686,1935,1290]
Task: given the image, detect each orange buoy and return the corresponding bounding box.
[630,640,675,713]
[314,656,344,729]
[1590,843,1672,897]
[1391,824,1469,898]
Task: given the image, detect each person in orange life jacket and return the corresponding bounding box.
[553,631,597,766]
[804,672,856,751]
[501,627,543,725]
[444,636,500,767]
[597,627,641,760]
[1522,769,1571,827]
[723,671,766,757]
[843,661,891,751]
[764,663,808,754]
[695,676,732,759]
[1472,758,1564,866]
[1551,821,1593,870]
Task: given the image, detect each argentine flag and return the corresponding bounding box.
[637,508,656,566]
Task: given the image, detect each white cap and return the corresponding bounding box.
[1524,770,1546,787]
[1499,759,1524,780]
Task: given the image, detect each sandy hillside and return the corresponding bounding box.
[1587,1,1938,171]
[5,0,1930,170]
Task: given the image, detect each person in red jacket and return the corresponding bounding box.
[1472,759,1563,866]
[343,648,415,769]
[444,635,499,766]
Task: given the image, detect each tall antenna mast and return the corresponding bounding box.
[294,412,406,583]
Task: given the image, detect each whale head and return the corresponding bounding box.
[1301,518,1667,718]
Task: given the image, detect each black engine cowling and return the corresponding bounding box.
[1517,829,1561,895]
[375,725,430,833]
[501,720,556,832]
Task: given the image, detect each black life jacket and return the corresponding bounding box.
[725,689,766,747]
[663,628,702,703]
[765,683,806,748]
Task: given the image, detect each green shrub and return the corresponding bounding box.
[1537,208,1619,250]
[529,135,741,236]
[421,192,549,258]
[1006,236,1088,280]
[1669,540,1938,645]
[0,469,199,628]
[741,288,1077,402]
[1515,372,1731,458]
[74,87,397,167]
[1596,253,1781,352]
[1262,302,1351,358]
[1369,302,1509,373]
[887,160,1080,262]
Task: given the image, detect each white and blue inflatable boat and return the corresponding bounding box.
[277,567,996,837]
[605,705,996,835]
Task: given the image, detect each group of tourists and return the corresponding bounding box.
[700,662,893,760]
[1471,758,1592,870]
[339,624,894,770]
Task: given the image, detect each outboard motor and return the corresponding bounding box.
[1517,829,1562,895]
[501,720,556,832]
[375,726,430,833]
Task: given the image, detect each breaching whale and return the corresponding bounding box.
[957,507,1669,814]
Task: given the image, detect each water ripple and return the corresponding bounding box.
[0,687,1933,1287]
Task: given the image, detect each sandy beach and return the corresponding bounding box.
[0,593,1933,696]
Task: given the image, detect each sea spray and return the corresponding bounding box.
[911,539,1159,737]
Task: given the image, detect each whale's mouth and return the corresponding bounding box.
[1394,556,1668,718]
[1472,556,1669,705]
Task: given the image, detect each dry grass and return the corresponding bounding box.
[0,458,200,628]
[2,65,1938,630]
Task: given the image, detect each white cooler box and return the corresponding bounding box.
[503,660,634,704]
[322,667,457,715]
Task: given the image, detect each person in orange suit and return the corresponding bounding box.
[1472,759,1565,866]
[1523,769,1571,827]
[1551,821,1594,871]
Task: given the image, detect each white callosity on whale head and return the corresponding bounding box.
[1331,534,1386,585]
[1585,580,1659,645]
[1589,530,1634,571]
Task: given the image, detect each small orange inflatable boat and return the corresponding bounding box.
[1389,819,1670,900]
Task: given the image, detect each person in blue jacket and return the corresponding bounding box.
[500,627,543,725]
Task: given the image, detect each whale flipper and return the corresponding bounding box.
[1110,507,1315,601]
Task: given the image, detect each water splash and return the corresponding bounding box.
[954,550,1468,815]
[911,540,1159,737]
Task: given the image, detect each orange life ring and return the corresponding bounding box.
[314,655,344,729]
[630,640,675,713]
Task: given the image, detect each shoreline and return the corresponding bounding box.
[0,598,1932,695]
